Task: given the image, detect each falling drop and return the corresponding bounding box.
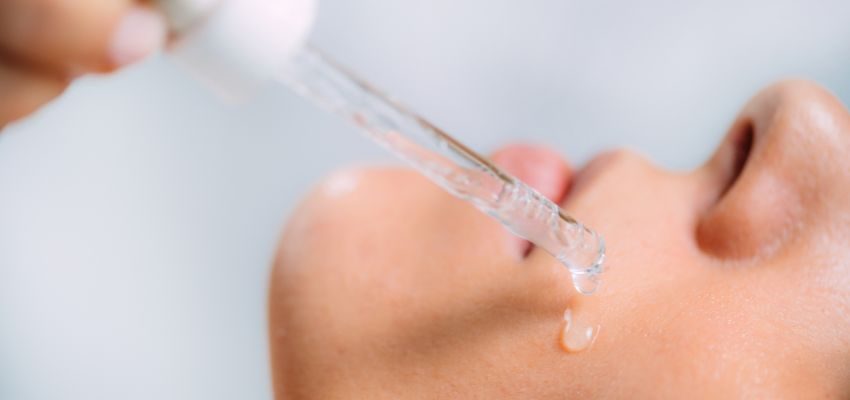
[560,308,598,353]
[571,272,601,295]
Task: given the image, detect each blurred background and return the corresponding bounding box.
[1,0,849,398]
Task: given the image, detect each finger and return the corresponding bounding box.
[0,1,167,74]
[0,59,67,126]
[491,143,573,257]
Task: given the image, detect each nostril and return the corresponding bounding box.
[719,121,755,198]
[695,119,759,258]
[697,79,846,260]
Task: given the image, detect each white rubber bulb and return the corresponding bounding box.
[154,0,317,99]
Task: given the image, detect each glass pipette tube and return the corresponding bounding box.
[278,45,606,295]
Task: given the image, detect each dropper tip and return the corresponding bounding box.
[568,235,606,295]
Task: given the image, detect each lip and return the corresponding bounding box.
[492,146,616,259]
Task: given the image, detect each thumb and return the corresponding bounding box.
[0,1,167,74]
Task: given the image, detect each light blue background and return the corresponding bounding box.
[2,0,849,398]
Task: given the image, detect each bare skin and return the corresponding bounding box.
[269,80,850,398]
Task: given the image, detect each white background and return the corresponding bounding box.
[2,0,849,398]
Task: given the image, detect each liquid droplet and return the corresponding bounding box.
[560,308,598,353]
[571,272,601,295]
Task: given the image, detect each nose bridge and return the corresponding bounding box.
[750,80,848,152]
[747,81,850,203]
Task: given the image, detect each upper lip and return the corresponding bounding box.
[565,151,619,202]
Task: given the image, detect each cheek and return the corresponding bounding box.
[274,167,522,312]
[610,278,801,394]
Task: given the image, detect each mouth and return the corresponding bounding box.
[491,145,616,259]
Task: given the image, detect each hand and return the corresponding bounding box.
[0,1,167,127]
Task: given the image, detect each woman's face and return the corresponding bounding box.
[268,80,850,398]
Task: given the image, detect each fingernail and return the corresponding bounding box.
[109,6,167,68]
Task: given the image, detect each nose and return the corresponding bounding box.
[697,80,850,259]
